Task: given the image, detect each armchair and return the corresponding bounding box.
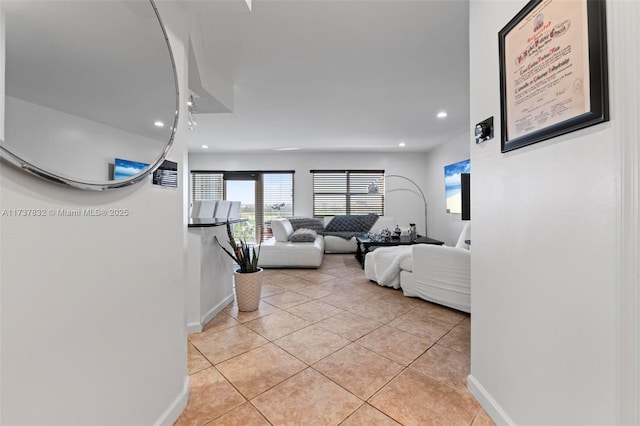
[364,222,470,312]
[400,243,470,312]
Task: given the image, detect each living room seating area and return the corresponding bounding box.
[364,222,471,312]
[258,216,470,313]
[258,215,395,268]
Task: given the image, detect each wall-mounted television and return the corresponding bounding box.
[461,173,470,221]
[114,158,149,180]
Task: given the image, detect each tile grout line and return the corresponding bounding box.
[182,255,478,425]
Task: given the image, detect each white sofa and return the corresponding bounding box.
[364,222,471,312]
[258,216,395,268]
[259,218,325,268]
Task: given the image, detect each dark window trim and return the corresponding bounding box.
[310,169,383,174]
[192,170,295,174]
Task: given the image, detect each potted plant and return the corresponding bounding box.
[217,222,263,312]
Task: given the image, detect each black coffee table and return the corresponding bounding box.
[355,235,445,268]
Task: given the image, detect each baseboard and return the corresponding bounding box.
[467,374,515,425]
[154,375,190,426]
[200,294,234,329]
[186,294,234,334]
[186,321,202,334]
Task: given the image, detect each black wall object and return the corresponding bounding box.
[475,117,494,143]
[153,160,178,188]
[461,173,470,221]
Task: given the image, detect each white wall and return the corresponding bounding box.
[190,151,435,236]
[186,226,234,333]
[4,96,164,183]
[468,1,633,424]
[0,2,189,424]
[422,131,470,245]
[613,3,640,423]
[0,9,4,142]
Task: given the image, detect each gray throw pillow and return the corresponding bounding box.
[288,228,318,242]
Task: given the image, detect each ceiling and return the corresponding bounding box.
[183,0,470,154]
[4,1,177,143]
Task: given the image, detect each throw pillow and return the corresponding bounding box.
[288,228,318,243]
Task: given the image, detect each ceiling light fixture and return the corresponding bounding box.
[437,111,448,118]
[154,120,164,127]
[187,95,197,131]
[275,147,301,151]
[201,145,209,149]
[398,142,406,147]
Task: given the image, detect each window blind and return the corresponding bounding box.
[261,173,294,241]
[190,172,224,204]
[312,170,384,217]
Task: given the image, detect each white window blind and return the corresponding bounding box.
[260,173,294,241]
[312,170,385,217]
[190,172,224,204]
[263,173,294,220]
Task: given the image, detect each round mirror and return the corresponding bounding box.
[1,0,178,190]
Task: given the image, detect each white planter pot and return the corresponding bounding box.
[233,268,264,312]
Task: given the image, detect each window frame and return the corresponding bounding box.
[190,170,294,242]
[311,169,385,217]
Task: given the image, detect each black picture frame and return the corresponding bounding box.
[498,0,609,153]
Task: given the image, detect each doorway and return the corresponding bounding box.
[225,173,257,243]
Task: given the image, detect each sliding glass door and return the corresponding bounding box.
[190,170,294,242]
[225,179,256,243]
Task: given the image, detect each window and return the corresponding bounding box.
[260,173,294,237]
[190,172,224,204]
[190,170,294,242]
[311,170,385,217]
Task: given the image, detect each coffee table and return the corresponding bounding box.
[355,235,445,268]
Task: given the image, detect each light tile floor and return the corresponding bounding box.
[177,254,494,426]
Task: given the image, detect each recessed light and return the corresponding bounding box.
[201,145,209,149]
[154,120,165,127]
[398,142,406,147]
[275,147,301,151]
[437,111,448,118]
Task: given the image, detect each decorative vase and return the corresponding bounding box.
[408,223,417,242]
[233,268,264,312]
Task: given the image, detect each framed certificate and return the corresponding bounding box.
[498,0,609,153]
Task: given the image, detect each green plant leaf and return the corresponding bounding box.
[216,222,261,273]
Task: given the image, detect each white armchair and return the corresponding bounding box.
[364,222,471,312]
[400,243,470,312]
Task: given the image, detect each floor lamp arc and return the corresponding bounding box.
[368,174,428,237]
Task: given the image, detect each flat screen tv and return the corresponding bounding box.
[114,158,149,180]
[461,173,470,221]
